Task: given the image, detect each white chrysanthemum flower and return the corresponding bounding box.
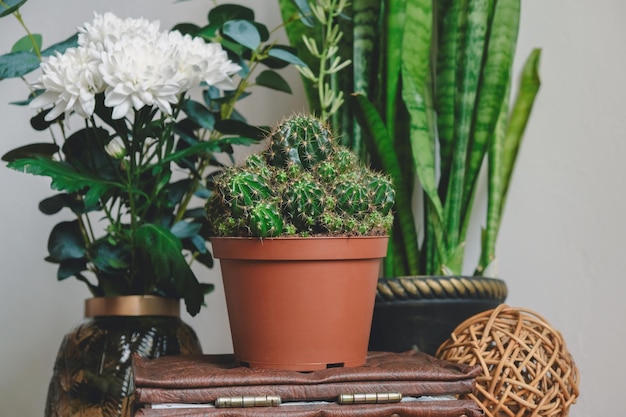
[177,33,242,90]
[30,47,104,121]
[33,13,241,121]
[78,12,160,48]
[98,34,182,119]
[104,136,126,159]
[166,31,242,91]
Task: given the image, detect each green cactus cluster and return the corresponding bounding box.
[206,114,395,237]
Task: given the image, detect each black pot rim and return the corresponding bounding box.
[376,275,507,303]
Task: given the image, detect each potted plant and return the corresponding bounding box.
[278,0,542,354]
[0,2,302,416]
[205,113,394,371]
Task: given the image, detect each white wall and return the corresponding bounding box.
[0,1,621,416]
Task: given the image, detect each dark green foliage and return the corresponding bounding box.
[2,3,299,315]
[206,114,395,237]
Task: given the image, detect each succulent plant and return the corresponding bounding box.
[206,114,395,237]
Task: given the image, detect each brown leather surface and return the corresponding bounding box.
[133,351,482,405]
[135,399,483,417]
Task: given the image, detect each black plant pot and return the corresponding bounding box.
[368,276,507,356]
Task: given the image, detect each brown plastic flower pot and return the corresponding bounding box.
[211,236,388,371]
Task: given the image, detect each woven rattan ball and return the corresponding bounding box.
[436,305,579,417]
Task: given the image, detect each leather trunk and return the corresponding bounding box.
[132,350,483,417]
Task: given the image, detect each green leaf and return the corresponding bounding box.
[0,0,27,17]
[7,156,119,207]
[181,100,215,130]
[135,224,205,316]
[255,70,292,94]
[222,19,261,50]
[41,34,79,58]
[501,48,541,203]
[11,34,42,53]
[351,93,419,275]
[39,193,86,215]
[444,0,491,251]
[30,108,61,130]
[171,22,201,36]
[189,234,207,253]
[48,220,86,260]
[57,258,87,281]
[208,4,255,26]
[170,221,202,239]
[277,0,320,108]
[267,46,306,67]
[291,0,315,27]
[0,51,39,80]
[215,119,268,140]
[92,240,129,272]
[2,143,59,162]
[461,0,520,229]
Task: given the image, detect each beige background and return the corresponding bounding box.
[0,1,623,416]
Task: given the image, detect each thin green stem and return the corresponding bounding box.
[4,3,43,59]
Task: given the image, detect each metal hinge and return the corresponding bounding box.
[215,395,282,408]
[338,392,403,405]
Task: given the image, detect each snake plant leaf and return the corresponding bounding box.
[135,223,205,316]
[461,0,520,228]
[48,220,86,261]
[0,0,27,17]
[384,0,407,139]
[479,95,508,275]
[222,19,261,50]
[255,69,292,94]
[443,0,491,253]
[400,0,441,220]
[501,48,541,204]
[347,0,380,156]
[477,49,541,275]
[351,93,420,275]
[435,0,465,183]
[290,0,315,27]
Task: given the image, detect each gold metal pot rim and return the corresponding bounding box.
[84,295,180,317]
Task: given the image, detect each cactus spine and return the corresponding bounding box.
[206,114,395,237]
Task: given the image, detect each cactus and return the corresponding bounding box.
[206,114,395,237]
[266,114,335,170]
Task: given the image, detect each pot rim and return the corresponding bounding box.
[211,235,389,261]
[84,295,180,318]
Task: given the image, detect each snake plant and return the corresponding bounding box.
[279,0,541,278]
